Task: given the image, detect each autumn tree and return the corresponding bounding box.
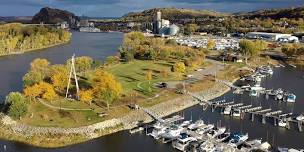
[172,62,186,74]
[91,69,122,110]
[160,69,168,78]
[105,56,119,65]
[207,39,216,50]
[50,65,69,92]
[239,40,258,63]
[79,89,94,105]
[24,81,57,101]
[67,56,93,73]
[23,58,50,86]
[146,70,153,84]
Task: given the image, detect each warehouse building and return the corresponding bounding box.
[246,32,298,42]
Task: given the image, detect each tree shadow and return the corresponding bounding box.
[118,75,140,82]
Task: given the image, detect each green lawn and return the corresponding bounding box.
[20,100,104,128]
[106,60,181,96]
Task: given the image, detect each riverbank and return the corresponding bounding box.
[0,41,70,57]
[0,78,233,148]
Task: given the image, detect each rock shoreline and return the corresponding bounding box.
[0,80,233,147]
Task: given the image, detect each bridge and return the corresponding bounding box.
[216,79,240,89]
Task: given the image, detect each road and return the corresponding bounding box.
[166,59,225,89]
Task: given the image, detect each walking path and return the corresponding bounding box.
[166,59,225,88]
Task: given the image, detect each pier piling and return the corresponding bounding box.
[262,115,266,124]
[298,122,303,132]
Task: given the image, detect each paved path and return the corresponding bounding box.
[166,59,225,88]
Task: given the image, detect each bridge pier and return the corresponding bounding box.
[211,105,215,112]
[251,113,255,122]
[286,121,290,130]
[262,115,266,124]
[298,121,303,132]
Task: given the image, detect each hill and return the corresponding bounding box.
[235,6,304,19]
[122,8,228,22]
[32,7,79,26]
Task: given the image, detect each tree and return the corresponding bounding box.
[5,92,25,105]
[173,62,186,73]
[207,39,215,50]
[146,70,153,84]
[239,40,258,63]
[67,56,93,73]
[5,92,28,120]
[160,69,168,78]
[79,89,94,105]
[50,65,69,92]
[30,58,50,72]
[184,24,199,35]
[24,83,41,100]
[23,81,57,101]
[105,56,119,65]
[91,69,122,110]
[23,58,50,86]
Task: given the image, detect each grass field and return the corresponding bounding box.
[20,99,104,128]
[106,60,181,96]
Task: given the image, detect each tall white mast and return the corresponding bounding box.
[65,54,80,99]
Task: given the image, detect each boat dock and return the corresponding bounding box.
[194,97,304,132]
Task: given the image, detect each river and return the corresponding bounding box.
[0,32,123,101]
[0,33,303,151]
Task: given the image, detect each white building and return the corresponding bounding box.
[246,32,298,42]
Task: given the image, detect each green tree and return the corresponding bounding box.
[5,92,28,119]
[184,24,199,35]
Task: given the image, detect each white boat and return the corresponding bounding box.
[200,141,216,152]
[232,109,241,117]
[241,139,262,150]
[180,120,192,127]
[278,119,287,128]
[196,124,215,135]
[286,93,296,103]
[188,120,205,131]
[278,147,304,152]
[207,127,226,138]
[150,123,168,139]
[249,90,258,97]
[216,132,230,142]
[223,106,232,115]
[296,114,304,121]
[255,76,262,82]
[161,125,185,139]
[172,133,197,151]
[241,84,251,89]
[228,133,249,147]
[276,94,284,100]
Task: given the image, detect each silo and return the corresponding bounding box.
[168,24,180,36]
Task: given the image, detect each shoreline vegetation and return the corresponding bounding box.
[0,23,71,57]
[0,31,280,148]
[0,41,70,57]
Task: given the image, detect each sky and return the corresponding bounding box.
[0,0,303,17]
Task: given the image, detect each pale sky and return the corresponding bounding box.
[0,0,303,17]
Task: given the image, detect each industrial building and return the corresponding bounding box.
[246,32,299,42]
[153,11,179,36]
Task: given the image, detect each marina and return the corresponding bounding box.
[0,33,303,151]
